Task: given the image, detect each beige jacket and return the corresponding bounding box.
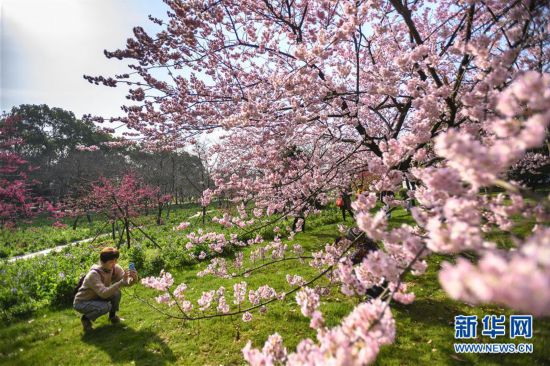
[74,263,128,303]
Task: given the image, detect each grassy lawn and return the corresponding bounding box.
[0,207,548,365]
[0,203,206,259]
[0,216,110,259]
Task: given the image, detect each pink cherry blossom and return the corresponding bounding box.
[141,270,174,292]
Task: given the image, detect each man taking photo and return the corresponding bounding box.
[73,247,138,332]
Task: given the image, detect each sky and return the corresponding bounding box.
[1,0,169,120]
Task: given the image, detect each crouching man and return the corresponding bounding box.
[73,247,138,332]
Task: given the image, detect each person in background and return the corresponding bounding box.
[337,189,354,221]
[73,247,138,332]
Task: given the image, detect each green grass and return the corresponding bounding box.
[0,218,110,259]
[377,252,550,365]
[0,203,210,259]
[0,207,549,365]
[0,218,352,365]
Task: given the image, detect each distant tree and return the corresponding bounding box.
[88,174,165,247]
[2,104,207,207]
[127,148,206,204]
[3,104,119,199]
[0,115,44,227]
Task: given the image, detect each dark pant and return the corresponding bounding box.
[74,290,121,321]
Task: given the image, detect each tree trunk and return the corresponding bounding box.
[111,221,116,241]
[156,203,162,225]
[166,202,172,220]
[72,216,80,230]
[86,211,92,224]
[116,220,124,248]
[125,219,131,248]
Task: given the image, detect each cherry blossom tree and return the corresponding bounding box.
[0,114,44,228]
[88,174,167,247]
[87,0,550,364]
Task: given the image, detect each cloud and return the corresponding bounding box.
[1,0,168,119]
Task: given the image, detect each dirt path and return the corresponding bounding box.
[189,210,213,218]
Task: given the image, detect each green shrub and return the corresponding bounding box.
[127,244,146,271]
[50,275,78,307]
[0,245,96,323]
[144,251,166,276]
[161,243,193,268]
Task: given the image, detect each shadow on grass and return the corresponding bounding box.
[303,231,338,241]
[388,298,550,366]
[394,298,459,326]
[82,324,176,366]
